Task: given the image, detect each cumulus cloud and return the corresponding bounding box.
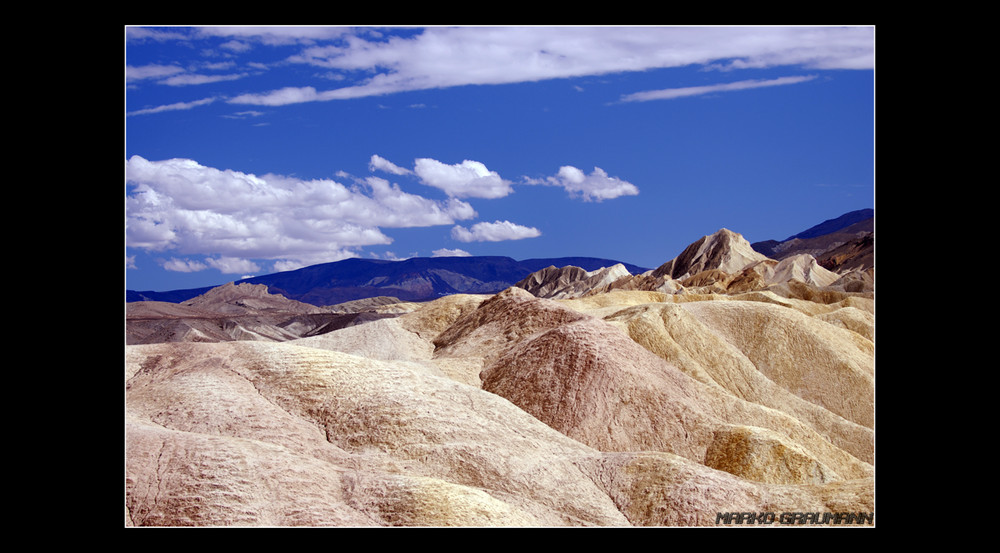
[125,155,477,271]
[451,220,541,243]
[526,165,639,202]
[162,258,209,273]
[619,75,818,103]
[414,158,513,199]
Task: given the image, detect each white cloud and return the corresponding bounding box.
[195,26,352,46]
[414,158,513,199]
[127,97,217,116]
[125,156,477,269]
[130,27,872,111]
[204,256,261,274]
[224,26,872,105]
[526,165,639,202]
[162,72,248,87]
[370,251,417,261]
[162,258,209,273]
[619,75,818,103]
[127,64,185,82]
[432,248,471,257]
[451,220,541,243]
[369,154,411,175]
[229,86,322,106]
[220,40,252,53]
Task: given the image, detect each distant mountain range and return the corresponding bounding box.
[751,209,873,259]
[128,209,873,308]
[127,256,652,307]
[127,209,875,345]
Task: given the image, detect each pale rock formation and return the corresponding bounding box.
[515,264,632,299]
[477,305,872,481]
[182,282,317,314]
[652,228,769,281]
[294,318,434,362]
[766,254,840,288]
[680,301,874,429]
[601,301,874,465]
[126,341,632,526]
[432,287,589,368]
[704,425,835,485]
[124,228,875,527]
[126,336,874,526]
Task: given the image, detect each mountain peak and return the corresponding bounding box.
[652,228,768,281]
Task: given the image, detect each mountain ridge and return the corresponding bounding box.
[751,209,873,261]
[127,255,651,306]
[785,209,873,241]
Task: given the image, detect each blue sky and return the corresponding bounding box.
[125,26,875,292]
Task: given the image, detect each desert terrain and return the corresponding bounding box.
[125,224,874,527]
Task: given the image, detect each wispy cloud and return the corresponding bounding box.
[161,72,248,87]
[128,26,873,112]
[223,26,872,106]
[127,97,218,116]
[126,64,185,82]
[619,75,818,102]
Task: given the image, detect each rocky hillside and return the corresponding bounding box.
[125,222,875,527]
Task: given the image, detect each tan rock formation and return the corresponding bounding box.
[124,229,875,527]
[515,264,632,299]
[126,334,874,526]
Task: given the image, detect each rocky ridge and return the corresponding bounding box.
[515,228,871,300]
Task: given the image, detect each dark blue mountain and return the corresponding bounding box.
[127,256,650,307]
[751,209,874,259]
[785,209,874,241]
